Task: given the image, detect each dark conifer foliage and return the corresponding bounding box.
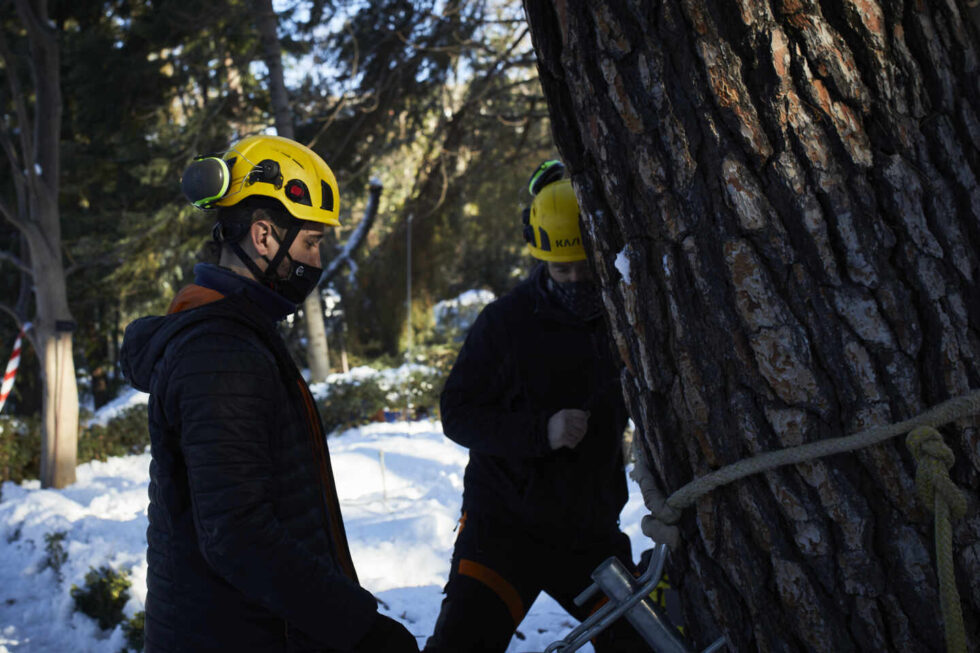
[0,1,552,412]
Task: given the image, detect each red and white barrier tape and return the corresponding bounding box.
[0,323,31,414]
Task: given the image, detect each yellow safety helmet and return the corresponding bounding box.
[181,134,341,226]
[524,178,585,262]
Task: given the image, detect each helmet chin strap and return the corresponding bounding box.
[226,222,302,286]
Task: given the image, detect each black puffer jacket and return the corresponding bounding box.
[121,289,376,652]
[440,265,629,543]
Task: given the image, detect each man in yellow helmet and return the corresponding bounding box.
[424,161,648,652]
[121,135,418,652]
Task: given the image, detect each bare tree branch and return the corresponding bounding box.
[0,248,32,275]
[253,0,294,138]
[14,232,31,317]
[11,0,53,45]
[0,16,34,178]
[403,24,531,222]
[0,301,27,332]
[0,302,37,353]
[0,193,27,233]
[0,99,23,173]
[306,20,360,151]
[0,123,24,179]
[15,0,61,189]
[0,302,23,326]
[319,180,383,287]
[65,250,124,278]
[0,124,30,231]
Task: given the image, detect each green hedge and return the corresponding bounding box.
[78,405,151,463]
[317,378,390,434]
[317,366,446,435]
[0,415,41,484]
[70,564,132,631]
[0,404,150,485]
[0,359,453,483]
[122,610,145,652]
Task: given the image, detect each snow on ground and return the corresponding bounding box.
[83,386,149,427]
[0,419,652,653]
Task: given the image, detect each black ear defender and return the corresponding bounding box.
[182,154,284,209]
[527,159,565,196]
[181,156,231,208]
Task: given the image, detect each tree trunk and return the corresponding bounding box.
[338,313,350,374]
[524,1,979,651]
[253,0,332,381]
[303,294,331,380]
[254,0,294,143]
[38,328,78,489]
[7,0,78,489]
[26,201,78,488]
[25,182,77,491]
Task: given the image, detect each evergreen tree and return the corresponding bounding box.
[525,1,980,650]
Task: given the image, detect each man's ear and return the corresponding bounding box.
[249,220,274,257]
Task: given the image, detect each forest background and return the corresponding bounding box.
[0,0,548,423]
[4,1,980,650]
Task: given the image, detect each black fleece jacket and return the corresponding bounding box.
[120,271,376,652]
[440,264,629,543]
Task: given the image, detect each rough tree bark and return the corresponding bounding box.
[525,1,979,651]
[0,0,77,488]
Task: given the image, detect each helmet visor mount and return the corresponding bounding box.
[222,148,278,204]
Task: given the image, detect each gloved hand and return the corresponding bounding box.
[547,408,590,450]
[352,612,419,652]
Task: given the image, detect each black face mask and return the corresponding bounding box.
[547,276,602,319]
[254,225,323,305]
[267,255,322,305]
[220,214,323,307]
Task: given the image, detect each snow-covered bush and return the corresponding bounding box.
[122,610,145,652]
[42,530,68,582]
[316,375,390,434]
[432,289,495,342]
[1,404,150,485]
[78,404,150,463]
[70,564,132,631]
[314,363,446,434]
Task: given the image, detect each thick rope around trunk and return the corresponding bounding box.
[630,390,977,653]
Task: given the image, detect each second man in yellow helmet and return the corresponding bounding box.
[424,161,647,652]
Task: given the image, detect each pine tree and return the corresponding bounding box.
[525,1,980,650]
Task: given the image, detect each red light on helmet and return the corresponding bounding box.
[284,179,312,206]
